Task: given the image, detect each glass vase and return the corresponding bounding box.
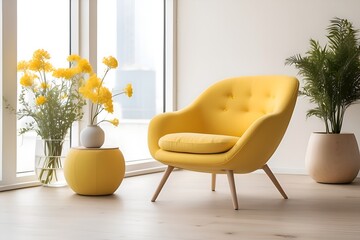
[35,138,70,187]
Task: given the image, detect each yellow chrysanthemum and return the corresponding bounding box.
[52,68,78,80]
[98,87,112,104]
[33,49,51,60]
[28,58,53,72]
[87,74,101,88]
[103,100,114,113]
[52,68,65,78]
[29,49,53,72]
[79,74,102,101]
[79,85,90,99]
[35,96,47,105]
[19,74,35,87]
[17,60,29,72]
[40,82,50,89]
[124,83,133,97]
[77,58,93,74]
[79,86,95,102]
[43,62,53,72]
[102,56,118,69]
[67,54,81,62]
[109,118,119,126]
[28,59,42,71]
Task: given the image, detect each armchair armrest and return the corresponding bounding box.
[148,105,205,157]
[223,111,291,172]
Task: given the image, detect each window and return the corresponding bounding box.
[1,0,175,190]
[1,0,71,190]
[16,0,70,175]
[97,0,166,163]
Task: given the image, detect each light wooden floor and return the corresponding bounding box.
[0,170,359,240]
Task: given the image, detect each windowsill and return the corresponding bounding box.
[0,159,165,192]
[125,158,166,177]
[0,181,42,192]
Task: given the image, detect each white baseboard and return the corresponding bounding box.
[262,167,307,175]
[255,167,360,178]
[0,181,41,192]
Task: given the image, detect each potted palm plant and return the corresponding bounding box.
[286,17,360,183]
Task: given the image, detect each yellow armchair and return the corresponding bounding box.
[148,75,299,209]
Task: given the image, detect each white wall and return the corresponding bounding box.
[176,0,360,174]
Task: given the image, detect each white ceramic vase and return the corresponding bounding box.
[305,132,360,183]
[80,125,105,148]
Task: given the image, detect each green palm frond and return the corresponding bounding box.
[286,17,360,133]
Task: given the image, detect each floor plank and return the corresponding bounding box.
[0,170,359,240]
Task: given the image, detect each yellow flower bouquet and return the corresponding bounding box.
[78,56,133,148]
[79,56,133,126]
[17,49,90,139]
[16,49,90,185]
[14,49,132,182]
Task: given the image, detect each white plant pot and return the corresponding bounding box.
[305,132,360,183]
[80,125,105,148]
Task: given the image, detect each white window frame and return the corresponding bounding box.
[0,0,74,191]
[1,0,41,191]
[165,0,177,113]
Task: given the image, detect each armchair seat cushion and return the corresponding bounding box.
[159,132,239,154]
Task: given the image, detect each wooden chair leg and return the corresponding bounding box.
[211,173,216,191]
[226,170,239,210]
[262,164,288,199]
[151,166,174,202]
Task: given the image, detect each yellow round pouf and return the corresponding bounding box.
[64,147,125,195]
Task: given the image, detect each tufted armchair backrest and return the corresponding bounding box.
[189,76,299,137]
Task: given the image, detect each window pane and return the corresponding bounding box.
[17,0,70,173]
[97,0,164,162]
